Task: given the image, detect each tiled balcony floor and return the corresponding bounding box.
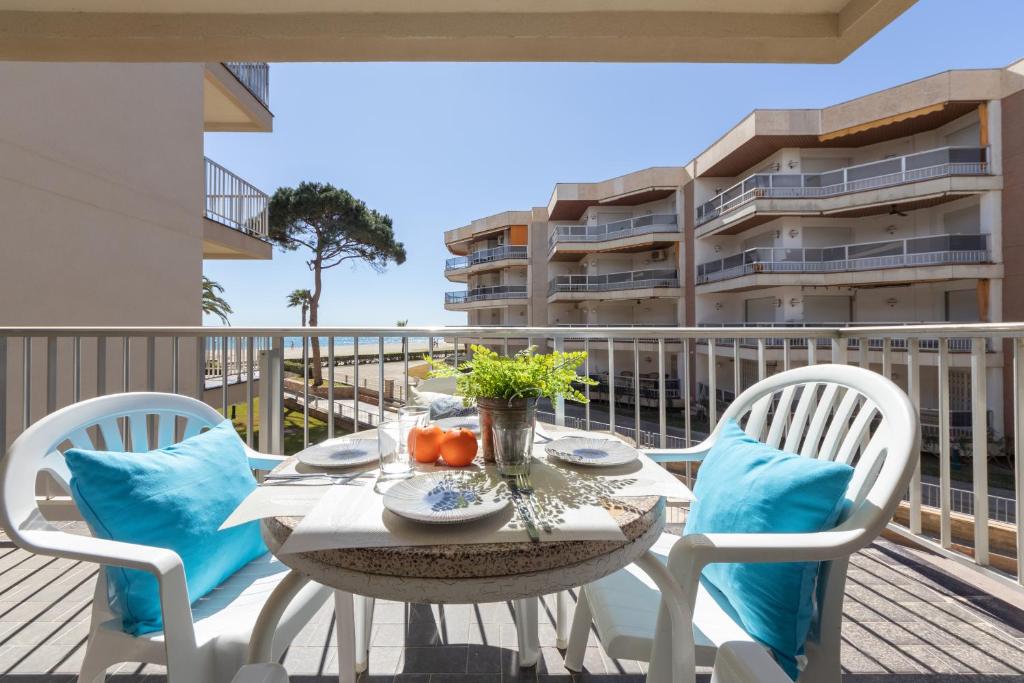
[2,525,1023,682]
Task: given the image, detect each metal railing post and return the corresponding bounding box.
[971,338,989,564]
[259,343,283,454]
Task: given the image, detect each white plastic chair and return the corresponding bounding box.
[232,664,289,683]
[565,364,918,683]
[0,392,337,683]
[712,642,792,683]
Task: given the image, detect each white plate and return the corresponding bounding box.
[435,415,481,436]
[296,437,379,469]
[545,437,639,467]
[382,472,508,524]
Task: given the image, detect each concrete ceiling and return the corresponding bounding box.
[0,0,916,63]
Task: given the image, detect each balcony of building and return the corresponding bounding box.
[547,214,681,259]
[203,157,273,260]
[3,322,1024,681]
[203,62,273,132]
[443,211,533,256]
[444,285,529,310]
[695,233,995,293]
[547,269,681,302]
[695,146,995,237]
[444,245,529,281]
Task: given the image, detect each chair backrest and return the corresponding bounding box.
[705,364,918,660]
[0,392,225,544]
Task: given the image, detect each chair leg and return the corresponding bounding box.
[77,641,111,683]
[353,595,375,674]
[512,597,539,668]
[563,589,592,672]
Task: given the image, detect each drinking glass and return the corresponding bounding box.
[398,405,430,453]
[491,415,535,477]
[378,419,412,479]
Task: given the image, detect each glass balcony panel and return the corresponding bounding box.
[847,240,903,259]
[846,157,902,182]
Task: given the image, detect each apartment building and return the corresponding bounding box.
[443,209,546,331]
[0,61,273,420]
[442,58,1024,435]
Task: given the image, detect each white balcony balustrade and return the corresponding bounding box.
[696,233,990,284]
[204,157,270,240]
[1,323,1022,597]
[548,269,679,296]
[444,245,528,272]
[548,214,678,250]
[696,146,990,226]
[223,62,270,108]
[445,285,528,305]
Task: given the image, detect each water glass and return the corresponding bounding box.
[378,420,412,479]
[398,405,430,451]
[491,419,535,477]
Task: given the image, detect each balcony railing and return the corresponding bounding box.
[696,146,990,226]
[548,269,679,296]
[548,214,679,249]
[696,321,987,353]
[696,233,990,284]
[204,157,270,240]
[223,62,270,109]
[2,323,1023,588]
[445,285,528,305]
[445,245,528,271]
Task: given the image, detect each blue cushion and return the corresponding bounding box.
[64,419,267,636]
[683,419,854,679]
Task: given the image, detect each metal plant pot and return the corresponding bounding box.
[476,397,538,471]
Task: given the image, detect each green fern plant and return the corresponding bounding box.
[427,345,597,404]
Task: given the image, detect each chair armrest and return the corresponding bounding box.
[643,446,708,464]
[21,528,195,644]
[245,447,289,471]
[668,528,865,572]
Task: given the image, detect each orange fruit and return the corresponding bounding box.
[439,428,478,467]
[410,425,444,464]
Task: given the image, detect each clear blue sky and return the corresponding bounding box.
[203,0,1024,328]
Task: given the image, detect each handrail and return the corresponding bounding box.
[696,233,989,284]
[445,286,529,304]
[445,245,529,271]
[4,321,1023,591]
[549,214,678,249]
[204,157,270,240]
[222,62,270,109]
[696,146,990,226]
[548,269,680,295]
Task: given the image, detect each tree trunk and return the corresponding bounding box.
[310,259,324,386]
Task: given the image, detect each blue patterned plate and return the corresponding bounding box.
[296,437,379,468]
[544,437,639,467]
[382,472,508,524]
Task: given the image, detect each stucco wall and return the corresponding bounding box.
[0,63,208,446]
[0,62,205,327]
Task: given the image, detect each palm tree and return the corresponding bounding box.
[202,276,232,325]
[287,289,313,327]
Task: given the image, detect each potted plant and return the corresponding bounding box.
[427,345,596,471]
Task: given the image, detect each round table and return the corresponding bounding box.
[248,440,670,683]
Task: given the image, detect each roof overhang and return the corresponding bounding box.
[696,100,985,178]
[547,167,688,221]
[0,1,916,63]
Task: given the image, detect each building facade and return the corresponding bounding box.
[442,59,1024,435]
[0,61,273,427]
